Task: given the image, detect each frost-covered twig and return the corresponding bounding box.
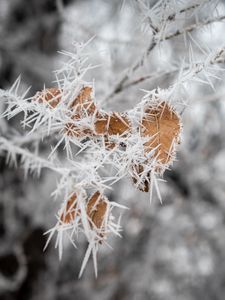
[120,46,225,92]
[105,4,225,101]
[163,14,225,41]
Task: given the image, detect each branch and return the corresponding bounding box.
[121,53,225,92]
[163,14,225,41]
[0,137,68,176]
[104,13,225,101]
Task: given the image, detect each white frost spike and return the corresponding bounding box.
[79,241,93,278]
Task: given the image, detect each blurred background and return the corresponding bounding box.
[0,0,225,299]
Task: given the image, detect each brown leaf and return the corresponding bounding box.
[60,193,79,224]
[86,191,108,229]
[70,86,96,117]
[95,112,131,136]
[141,101,181,165]
[64,86,97,138]
[35,87,61,108]
[94,113,109,135]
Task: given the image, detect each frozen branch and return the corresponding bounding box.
[104,11,225,101]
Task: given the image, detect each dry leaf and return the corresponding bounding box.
[35,87,61,108]
[95,112,131,136]
[86,191,108,229]
[70,86,96,117]
[94,113,109,135]
[60,193,79,224]
[141,101,181,165]
[131,101,181,192]
[64,86,97,138]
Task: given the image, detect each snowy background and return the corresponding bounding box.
[0,0,225,299]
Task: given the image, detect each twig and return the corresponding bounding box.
[163,14,225,41]
[122,54,225,91]
[104,13,225,102]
